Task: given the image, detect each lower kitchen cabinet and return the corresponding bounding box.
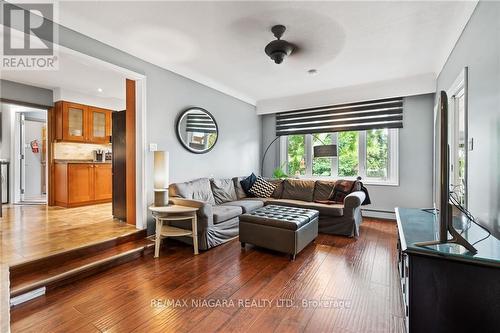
[55,162,112,207]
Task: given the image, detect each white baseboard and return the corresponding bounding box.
[10,287,46,307]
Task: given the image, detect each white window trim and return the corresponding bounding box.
[280,129,400,186]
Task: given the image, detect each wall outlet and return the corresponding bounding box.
[149,143,158,152]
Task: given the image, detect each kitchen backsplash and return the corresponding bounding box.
[54,142,112,160]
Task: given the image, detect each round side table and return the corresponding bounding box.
[149,205,199,257]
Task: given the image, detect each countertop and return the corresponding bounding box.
[54,160,112,164]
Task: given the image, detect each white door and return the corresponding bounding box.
[20,117,47,202]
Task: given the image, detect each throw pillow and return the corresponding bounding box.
[240,173,257,196]
[211,178,238,205]
[328,179,360,203]
[249,176,277,198]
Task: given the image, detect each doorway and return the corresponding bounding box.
[19,111,48,203]
[448,67,468,207]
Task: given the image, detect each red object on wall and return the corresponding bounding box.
[30,140,39,153]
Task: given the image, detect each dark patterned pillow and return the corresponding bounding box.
[240,173,257,196]
[328,179,361,203]
[249,176,277,198]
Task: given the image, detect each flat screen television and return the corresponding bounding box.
[415,91,477,253]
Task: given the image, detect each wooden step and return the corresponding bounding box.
[10,237,154,298]
[10,229,146,279]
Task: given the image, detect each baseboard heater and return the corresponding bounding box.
[362,208,396,220]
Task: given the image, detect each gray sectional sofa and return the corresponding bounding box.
[169,177,366,250]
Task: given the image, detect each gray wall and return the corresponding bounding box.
[0,79,53,107]
[366,94,434,216]
[51,14,260,231]
[436,1,500,237]
[261,93,435,218]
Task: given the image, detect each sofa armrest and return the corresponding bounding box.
[168,197,213,227]
[343,191,366,217]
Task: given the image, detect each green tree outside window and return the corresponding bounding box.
[366,129,389,178]
[338,131,359,177]
[287,135,306,176]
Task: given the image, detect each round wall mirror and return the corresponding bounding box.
[176,107,218,154]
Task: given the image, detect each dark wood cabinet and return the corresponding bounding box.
[396,208,500,333]
[54,101,112,144]
[55,162,112,207]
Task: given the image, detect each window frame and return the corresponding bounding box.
[280,129,399,186]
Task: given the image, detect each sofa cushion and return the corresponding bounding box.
[232,177,247,200]
[170,178,215,205]
[249,176,276,198]
[267,179,284,199]
[221,200,264,213]
[266,199,343,217]
[212,205,242,224]
[313,180,337,201]
[211,178,238,204]
[281,179,316,202]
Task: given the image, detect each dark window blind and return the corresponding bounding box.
[186,113,217,133]
[276,97,403,136]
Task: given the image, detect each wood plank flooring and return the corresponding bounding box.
[1,203,137,266]
[9,218,405,333]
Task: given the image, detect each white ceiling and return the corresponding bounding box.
[0,26,126,109]
[57,2,477,105]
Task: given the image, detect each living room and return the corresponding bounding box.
[1,1,499,332]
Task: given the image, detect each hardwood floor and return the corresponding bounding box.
[1,203,137,266]
[9,218,405,333]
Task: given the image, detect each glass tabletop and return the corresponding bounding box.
[396,207,500,267]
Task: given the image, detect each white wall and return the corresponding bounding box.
[257,73,436,115]
[436,1,500,237]
[53,87,125,111]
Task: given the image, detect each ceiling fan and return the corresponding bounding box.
[264,25,295,64]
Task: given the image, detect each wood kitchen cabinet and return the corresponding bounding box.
[88,106,112,143]
[54,101,112,143]
[93,163,113,200]
[54,162,112,207]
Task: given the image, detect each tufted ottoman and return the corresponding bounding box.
[239,205,319,260]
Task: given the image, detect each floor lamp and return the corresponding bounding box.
[260,136,337,176]
[260,136,281,176]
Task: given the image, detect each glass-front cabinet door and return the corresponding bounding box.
[63,102,88,142]
[88,107,111,143]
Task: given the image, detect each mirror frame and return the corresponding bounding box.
[175,107,219,154]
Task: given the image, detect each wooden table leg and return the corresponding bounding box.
[192,212,199,255]
[154,217,161,258]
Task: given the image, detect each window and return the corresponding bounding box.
[281,129,399,185]
[287,134,306,176]
[312,133,333,176]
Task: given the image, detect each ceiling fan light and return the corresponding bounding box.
[264,25,294,64]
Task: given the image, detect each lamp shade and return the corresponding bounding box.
[154,151,169,189]
[313,144,337,158]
